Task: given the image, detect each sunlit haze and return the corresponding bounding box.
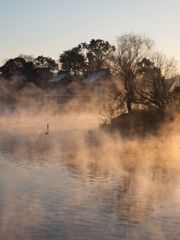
[0,1,180,239]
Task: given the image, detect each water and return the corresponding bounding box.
[0,115,180,240]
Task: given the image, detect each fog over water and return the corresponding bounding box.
[0,109,179,240]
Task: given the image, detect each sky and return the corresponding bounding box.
[0,0,180,66]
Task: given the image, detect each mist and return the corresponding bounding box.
[0,45,179,240]
[0,77,179,239]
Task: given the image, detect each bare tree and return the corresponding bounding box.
[112,33,153,113]
[151,52,178,79]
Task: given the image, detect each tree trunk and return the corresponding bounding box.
[127,100,132,113]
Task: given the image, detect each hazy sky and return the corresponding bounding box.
[0,0,180,65]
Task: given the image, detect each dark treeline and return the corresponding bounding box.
[0,33,179,128]
[0,39,115,87]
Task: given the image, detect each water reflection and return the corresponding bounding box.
[0,125,180,239]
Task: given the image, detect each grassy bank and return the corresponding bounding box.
[101,109,175,137]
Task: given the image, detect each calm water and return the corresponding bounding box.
[0,115,180,240]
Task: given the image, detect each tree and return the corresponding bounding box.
[112,33,153,113]
[34,56,58,71]
[136,55,178,109]
[0,55,58,88]
[18,54,34,63]
[151,52,177,79]
[82,39,115,73]
[59,46,86,77]
[136,58,168,109]
[59,39,115,78]
[0,57,27,76]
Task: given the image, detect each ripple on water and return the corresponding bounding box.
[0,127,180,240]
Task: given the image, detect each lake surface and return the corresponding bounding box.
[0,114,180,240]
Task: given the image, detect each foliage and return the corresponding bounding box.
[136,58,171,109]
[59,39,115,78]
[81,39,115,73]
[34,56,58,70]
[59,46,87,77]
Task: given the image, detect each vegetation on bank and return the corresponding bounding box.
[0,33,179,132]
[101,109,176,137]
